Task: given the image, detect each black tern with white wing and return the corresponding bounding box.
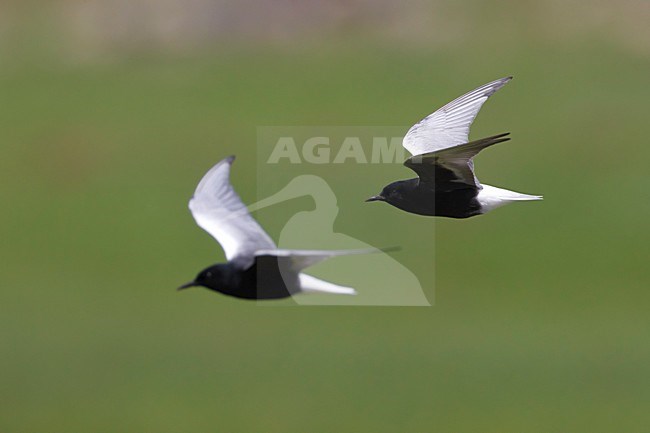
[180,156,383,299]
[367,77,542,218]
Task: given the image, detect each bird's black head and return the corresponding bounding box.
[178,264,233,292]
[366,181,409,205]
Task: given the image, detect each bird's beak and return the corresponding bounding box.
[177,281,196,291]
[365,195,384,202]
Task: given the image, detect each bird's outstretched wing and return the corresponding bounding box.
[255,247,398,273]
[402,77,511,156]
[189,156,276,263]
[404,133,511,189]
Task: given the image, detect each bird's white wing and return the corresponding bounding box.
[402,77,512,156]
[255,247,394,272]
[189,156,276,263]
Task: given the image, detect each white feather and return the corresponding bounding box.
[189,156,276,263]
[402,77,512,156]
[477,184,543,213]
[298,273,357,295]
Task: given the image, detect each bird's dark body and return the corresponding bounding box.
[189,255,300,300]
[367,133,519,218]
[380,178,482,218]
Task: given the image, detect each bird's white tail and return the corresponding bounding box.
[477,184,542,212]
[298,273,357,295]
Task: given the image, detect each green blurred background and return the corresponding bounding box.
[2,1,649,431]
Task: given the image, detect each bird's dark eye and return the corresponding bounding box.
[205,272,212,278]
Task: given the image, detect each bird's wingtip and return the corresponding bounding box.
[225,155,236,164]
